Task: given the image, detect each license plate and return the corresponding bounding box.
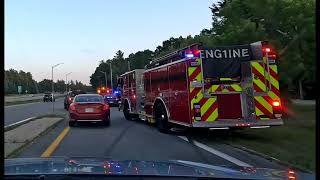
[109,101,113,103]
[85,108,94,112]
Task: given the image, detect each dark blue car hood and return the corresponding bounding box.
[5,157,315,179]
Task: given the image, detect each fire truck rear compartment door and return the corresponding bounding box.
[217,94,242,119]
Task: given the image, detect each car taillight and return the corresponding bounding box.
[69,103,76,111]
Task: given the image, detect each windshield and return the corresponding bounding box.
[75,95,103,103]
[4,0,315,178]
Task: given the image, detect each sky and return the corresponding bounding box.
[5,0,214,85]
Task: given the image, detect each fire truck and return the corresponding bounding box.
[118,41,283,132]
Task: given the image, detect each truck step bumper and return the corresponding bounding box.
[192,118,283,128]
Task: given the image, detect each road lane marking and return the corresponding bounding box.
[41,127,70,157]
[5,117,36,129]
[177,136,252,167]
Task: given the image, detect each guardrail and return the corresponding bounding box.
[5,94,65,103]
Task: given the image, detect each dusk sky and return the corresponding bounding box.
[5,0,214,85]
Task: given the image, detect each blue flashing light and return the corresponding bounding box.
[186,53,194,58]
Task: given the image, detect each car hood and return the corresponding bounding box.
[5,157,314,179]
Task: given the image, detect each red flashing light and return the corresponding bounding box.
[195,108,201,113]
[265,48,271,53]
[133,95,136,99]
[272,100,281,107]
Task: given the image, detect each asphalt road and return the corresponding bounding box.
[18,107,285,170]
[4,98,65,126]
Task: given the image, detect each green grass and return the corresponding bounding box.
[192,103,315,172]
[230,104,315,172]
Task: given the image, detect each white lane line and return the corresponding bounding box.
[177,136,189,141]
[177,136,252,167]
[5,117,36,129]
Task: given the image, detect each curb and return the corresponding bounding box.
[223,142,313,174]
[6,116,66,158]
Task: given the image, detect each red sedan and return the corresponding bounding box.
[68,94,110,127]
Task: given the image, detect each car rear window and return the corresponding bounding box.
[71,91,86,97]
[75,95,102,103]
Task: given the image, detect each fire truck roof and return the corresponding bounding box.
[146,43,201,69]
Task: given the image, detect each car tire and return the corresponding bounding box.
[123,102,132,120]
[69,121,75,127]
[104,120,110,127]
[155,103,171,133]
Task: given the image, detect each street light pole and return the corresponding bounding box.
[108,61,113,90]
[100,71,107,88]
[52,63,64,113]
[65,72,72,93]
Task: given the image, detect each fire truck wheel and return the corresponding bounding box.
[123,101,132,120]
[155,103,170,133]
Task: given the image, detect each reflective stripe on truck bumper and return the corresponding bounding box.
[192,118,283,128]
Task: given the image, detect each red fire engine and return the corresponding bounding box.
[118,41,283,132]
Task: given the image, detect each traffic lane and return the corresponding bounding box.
[51,107,235,167]
[4,98,65,126]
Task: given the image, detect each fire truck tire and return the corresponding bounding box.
[123,101,132,120]
[155,103,170,133]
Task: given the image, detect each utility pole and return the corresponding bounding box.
[128,60,131,71]
[100,71,107,88]
[109,61,113,89]
[65,72,72,93]
[52,63,63,113]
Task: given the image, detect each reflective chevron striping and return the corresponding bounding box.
[230,84,242,91]
[200,98,215,116]
[201,101,218,121]
[255,96,273,114]
[189,67,201,81]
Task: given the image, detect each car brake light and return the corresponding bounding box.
[272,100,281,107]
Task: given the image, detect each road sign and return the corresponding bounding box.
[17,86,22,94]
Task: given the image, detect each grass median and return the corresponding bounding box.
[227,103,315,172]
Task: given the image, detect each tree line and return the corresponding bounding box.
[5,69,92,95]
[92,0,314,100]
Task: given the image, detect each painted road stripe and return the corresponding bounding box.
[5,117,36,129]
[41,127,70,157]
[178,136,252,167]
